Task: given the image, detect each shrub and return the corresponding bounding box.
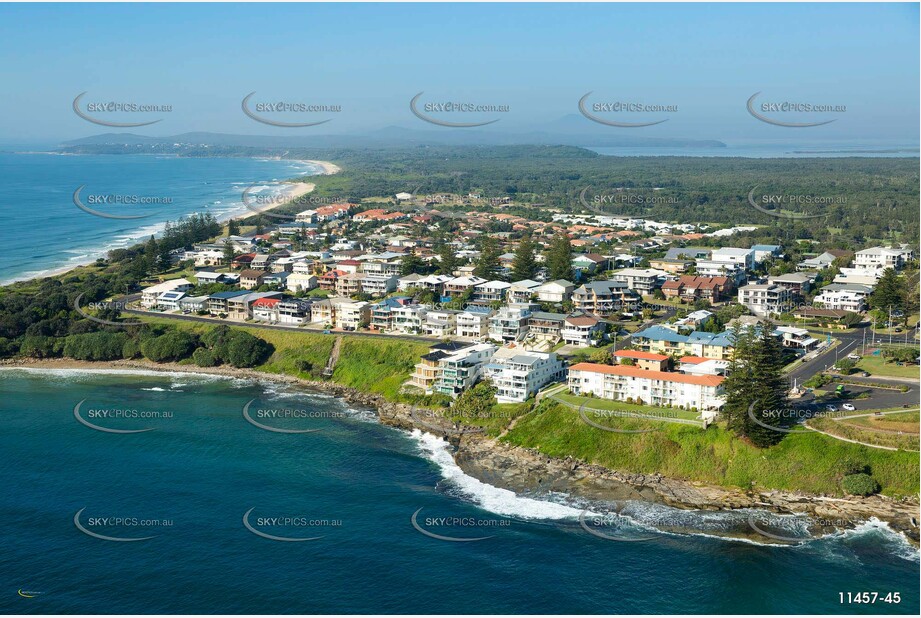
[841,473,880,496]
[140,329,199,362]
[192,347,218,367]
[19,335,62,358]
[63,331,128,361]
[224,331,272,368]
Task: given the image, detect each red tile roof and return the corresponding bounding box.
[569,362,725,387]
[614,350,669,361]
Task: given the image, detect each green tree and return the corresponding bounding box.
[869,268,903,311]
[223,241,236,266]
[400,251,425,276]
[510,234,538,281]
[436,244,460,276]
[721,323,787,447]
[453,380,497,419]
[227,219,241,236]
[473,236,501,280]
[545,232,573,281]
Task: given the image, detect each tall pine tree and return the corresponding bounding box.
[545,232,573,281]
[511,234,538,281]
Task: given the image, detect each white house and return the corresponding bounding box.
[737,283,793,316]
[483,350,567,403]
[141,279,192,309]
[286,273,318,293]
[536,279,575,303]
[456,307,494,339]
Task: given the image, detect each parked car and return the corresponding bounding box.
[847,353,860,360]
[825,404,837,412]
[842,403,856,411]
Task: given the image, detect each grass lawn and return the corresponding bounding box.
[503,400,920,497]
[553,392,702,422]
[855,354,920,380]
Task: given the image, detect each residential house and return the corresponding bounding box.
[536,280,574,303]
[649,259,692,274]
[560,312,605,347]
[207,290,249,316]
[239,269,268,290]
[286,273,318,293]
[610,268,667,294]
[483,350,567,403]
[571,253,609,275]
[178,296,208,313]
[507,279,541,304]
[392,304,428,334]
[141,279,192,308]
[613,350,669,371]
[423,309,459,338]
[855,246,913,272]
[252,297,282,322]
[443,276,487,298]
[489,305,533,342]
[527,311,567,342]
[334,300,370,330]
[227,292,283,321]
[456,306,494,339]
[738,283,793,316]
[473,280,512,304]
[155,290,186,312]
[277,299,312,325]
[767,272,816,296]
[797,249,852,271]
[571,281,640,315]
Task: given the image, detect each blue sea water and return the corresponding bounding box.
[0,369,917,614]
[0,152,320,285]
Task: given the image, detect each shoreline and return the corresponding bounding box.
[3,357,918,546]
[0,157,340,286]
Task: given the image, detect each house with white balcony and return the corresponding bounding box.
[429,342,498,397]
[489,305,533,342]
[572,281,640,316]
[483,350,567,403]
[334,300,370,331]
[423,309,459,338]
[277,299,312,325]
[610,268,667,294]
[392,304,428,334]
[814,289,867,312]
[141,279,192,308]
[286,272,318,293]
[561,312,605,347]
[737,283,793,316]
[855,246,913,272]
[536,279,574,303]
[456,306,494,339]
[711,247,755,271]
[507,279,541,304]
[473,280,512,304]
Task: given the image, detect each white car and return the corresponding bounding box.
[847,353,860,361]
[825,404,838,412]
[842,403,856,411]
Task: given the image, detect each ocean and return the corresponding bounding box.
[0,369,917,614]
[0,152,321,285]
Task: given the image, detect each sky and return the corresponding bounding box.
[0,2,917,144]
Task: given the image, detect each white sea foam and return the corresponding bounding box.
[408,429,583,521]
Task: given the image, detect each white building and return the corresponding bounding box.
[560,313,605,347]
[432,343,498,397]
[568,363,725,414]
[489,305,533,342]
[286,273,318,293]
[483,350,567,403]
[814,289,866,312]
[536,280,574,303]
[711,247,755,271]
[334,300,370,331]
[737,283,793,316]
[392,304,428,334]
[141,279,192,309]
[610,268,667,294]
[854,246,912,272]
[155,290,186,312]
[456,307,494,339]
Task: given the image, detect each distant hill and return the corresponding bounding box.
[60,126,726,151]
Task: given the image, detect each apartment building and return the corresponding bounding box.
[738,283,793,316]
[489,305,533,342]
[423,309,459,338]
[571,281,640,315]
[814,289,866,312]
[855,246,913,271]
[392,304,428,334]
[568,363,726,413]
[631,325,735,360]
[456,307,494,339]
[560,313,604,347]
[334,300,370,330]
[610,268,666,294]
[432,343,499,397]
[483,350,566,403]
[661,276,733,303]
[277,299,312,325]
[527,311,567,342]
